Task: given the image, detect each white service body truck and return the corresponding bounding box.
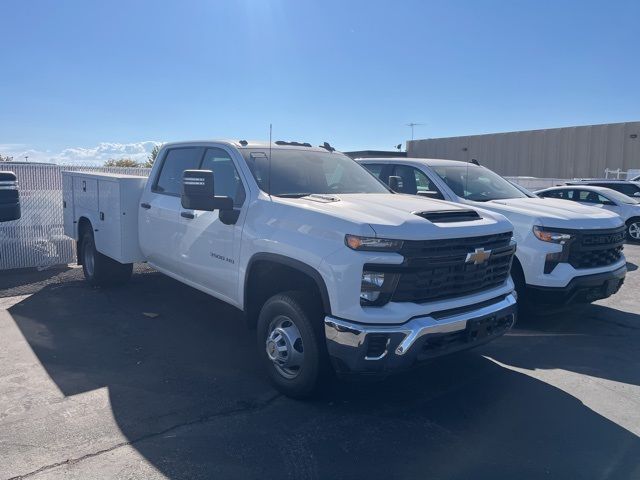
[63,141,517,397]
[358,158,627,308]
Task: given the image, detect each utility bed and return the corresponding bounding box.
[62,171,147,263]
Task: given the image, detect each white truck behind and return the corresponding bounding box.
[63,141,517,397]
[358,158,627,309]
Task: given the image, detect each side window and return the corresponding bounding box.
[552,190,573,199]
[363,164,384,179]
[393,165,443,198]
[597,193,614,205]
[154,147,204,195]
[362,163,391,185]
[200,148,246,207]
[615,184,639,196]
[577,190,601,204]
[541,190,560,199]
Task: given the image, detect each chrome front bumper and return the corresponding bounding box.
[324,294,517,374]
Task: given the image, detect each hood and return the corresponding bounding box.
[477,197,623,229]
[278,193,512,241]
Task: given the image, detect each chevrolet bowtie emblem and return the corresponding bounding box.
[465,247,492,265]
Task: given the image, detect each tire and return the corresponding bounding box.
[511,261,530,318]
[626,218,640,243]
[257,291,330,399]
[81,229,133,287]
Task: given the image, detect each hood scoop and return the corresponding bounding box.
[414,209,481,223]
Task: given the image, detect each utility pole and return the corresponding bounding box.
[406,123,424,141]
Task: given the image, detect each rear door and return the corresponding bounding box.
[139,146,203,274]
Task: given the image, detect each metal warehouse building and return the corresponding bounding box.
[406,121,640,178]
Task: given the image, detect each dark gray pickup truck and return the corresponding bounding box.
[0,171,21,222]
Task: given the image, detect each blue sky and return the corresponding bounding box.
[1,0,639,163]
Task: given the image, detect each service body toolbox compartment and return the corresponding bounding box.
[62,171,147,264]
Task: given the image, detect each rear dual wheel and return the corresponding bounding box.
[81,229,133,287]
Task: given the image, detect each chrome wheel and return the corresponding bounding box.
[84,239,95,277]
[628,222,640,240]
[265,315,304,379]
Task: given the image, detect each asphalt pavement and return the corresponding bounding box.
[1,246,639,479]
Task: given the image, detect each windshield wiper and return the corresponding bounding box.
[274,193,313,198]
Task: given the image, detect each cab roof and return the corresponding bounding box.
[161,139,338,154]
[356,157,473,167]
[537,185,616,193]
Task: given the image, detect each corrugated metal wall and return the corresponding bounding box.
[407,122,640,178]
[0,164,150,270]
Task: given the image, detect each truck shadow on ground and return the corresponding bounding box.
[6,268,640,479]
[0,265,71,297]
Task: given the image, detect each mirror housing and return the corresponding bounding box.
[388,175,403,192]
[417,190,444,200]
[0,171,21,223]
[181,170,233,211]
[633,192,640,197]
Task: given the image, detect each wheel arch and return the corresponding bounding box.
[243,253,332,329]
[511,253,526,285]
[76,216,93,265]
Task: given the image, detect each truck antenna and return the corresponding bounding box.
[268,123,273,198]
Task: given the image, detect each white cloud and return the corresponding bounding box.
[0,141,162,165]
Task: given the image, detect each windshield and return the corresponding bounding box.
[243,149,390,197]
[431,164,528,201]
[603,189,640,204]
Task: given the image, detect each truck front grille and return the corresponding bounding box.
[379,232,515,304]
[567,227,625,269]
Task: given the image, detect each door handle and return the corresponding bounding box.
[140,202,151,209]
[181,211,195,219]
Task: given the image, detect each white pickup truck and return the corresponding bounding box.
[63,141,517,397]
[358,158,627,308]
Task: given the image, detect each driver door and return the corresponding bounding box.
[177,146,247,305]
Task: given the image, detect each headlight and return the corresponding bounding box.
[532,226,573,244]
[360,270,399,306]
[533,226,575,274]
[361,272,385,302]
[345,235,403,252]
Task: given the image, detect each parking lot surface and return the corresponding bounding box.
[1,246,640,480]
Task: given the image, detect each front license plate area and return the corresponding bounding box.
[466,315,498,342]
[604,279,620,296]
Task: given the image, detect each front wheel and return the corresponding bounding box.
[257,291,329,398]
[626,219,640,242]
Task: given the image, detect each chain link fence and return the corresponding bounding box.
[0,163,150,270]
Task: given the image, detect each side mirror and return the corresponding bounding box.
[388,175,403,192]
[181,170,233,211]
[417,190,444,200]
[633,192,640,197]
[0,171,21,223]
